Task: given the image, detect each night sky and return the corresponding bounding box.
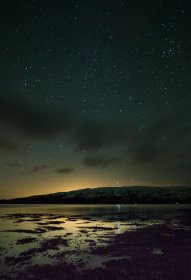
[0,0,191,198]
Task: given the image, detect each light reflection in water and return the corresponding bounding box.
[0,204,190,279]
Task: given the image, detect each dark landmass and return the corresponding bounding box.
[0,186,191,204]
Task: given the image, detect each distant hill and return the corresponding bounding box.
[0,186,191,204]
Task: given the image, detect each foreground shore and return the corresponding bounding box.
[0,204,190,280]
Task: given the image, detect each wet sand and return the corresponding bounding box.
[0,204,190,280]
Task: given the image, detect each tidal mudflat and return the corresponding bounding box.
[0,204,190,280]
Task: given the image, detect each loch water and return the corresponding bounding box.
[0,204,191,280]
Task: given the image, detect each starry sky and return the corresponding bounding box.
[0,0,191,198]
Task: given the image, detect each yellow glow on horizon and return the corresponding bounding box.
[32,176,114,196]
[2,170,180,199]
[7,175,116,198]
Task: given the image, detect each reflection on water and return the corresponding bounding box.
[0,204,191,280]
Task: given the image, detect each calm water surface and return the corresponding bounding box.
[0,204,191,280]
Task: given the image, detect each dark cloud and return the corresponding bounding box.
[128,141,168,165]
[56,168,74,174]
[0,138,17,152]
[75,110,191,169]
[6,162,20,168]
[31,165,74,174]
[83,155,118,168]
[74,122,109,151]
[73,120,136,152]
[31,165,49,173]
[0,93,74,139]
[1,91,191,179]
[128,110,191,165]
